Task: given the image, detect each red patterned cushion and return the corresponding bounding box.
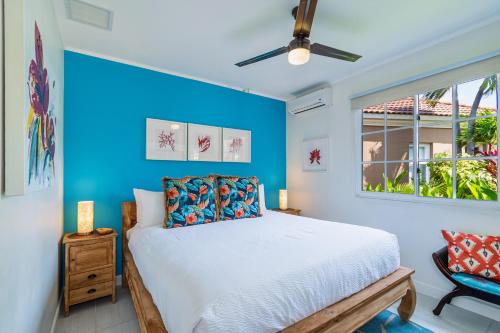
[441,230,500,281]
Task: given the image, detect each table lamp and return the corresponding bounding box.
[77,201,94,235]
[279,189,288,210]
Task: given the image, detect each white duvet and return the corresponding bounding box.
[128,211,400,333]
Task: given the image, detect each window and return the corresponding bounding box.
[361,74,499,202]
[409,144,430,183]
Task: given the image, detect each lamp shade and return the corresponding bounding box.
[288,48,310,65]
[77,201,94,235]
[279,189,288,210]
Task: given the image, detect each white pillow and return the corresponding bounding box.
[133,188,165,228]
[259,184,267,212]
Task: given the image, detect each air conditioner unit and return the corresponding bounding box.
[286,87,332,116]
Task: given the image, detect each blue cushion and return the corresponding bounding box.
[162,176,217,228]
[451,273,500,296]
[217,176,260,220]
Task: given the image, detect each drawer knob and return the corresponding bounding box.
[88,288,96,294]
[88,274,97,280]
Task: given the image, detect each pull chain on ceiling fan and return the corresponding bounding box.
[235,0,362,67]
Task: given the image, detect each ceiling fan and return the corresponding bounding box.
[235,0,362,67]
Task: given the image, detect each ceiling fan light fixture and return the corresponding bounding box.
[234,1,362,67]
[287,37,311,66]
[288,47,310,65]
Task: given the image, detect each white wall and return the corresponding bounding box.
[287,20,500,319]
[0,0,64,332]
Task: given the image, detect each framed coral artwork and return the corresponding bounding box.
[187,124,222,162]
[303,137,329,171]
[222,128,251,163]
[5,15,59,195]
[146,118,187,161]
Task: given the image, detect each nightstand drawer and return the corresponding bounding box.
[69,241,113,273]
[69,281,113,305]
[70,267,113,290]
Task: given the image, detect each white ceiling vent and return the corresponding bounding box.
[66,0,113,30]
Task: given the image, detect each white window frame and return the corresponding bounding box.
[356,73,500,209]
[409,144,431,183]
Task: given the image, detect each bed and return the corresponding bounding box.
[122,202,416,333]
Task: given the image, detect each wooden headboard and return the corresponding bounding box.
[122,201,137,233]
[121,201,137,255]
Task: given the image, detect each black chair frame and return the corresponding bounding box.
[432,246,500,315]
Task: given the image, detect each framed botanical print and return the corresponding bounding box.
[146,118,187,161]
[303,137,328,171]
[222,128,251,163]
[187,124,222,162]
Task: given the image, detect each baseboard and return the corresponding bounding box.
[116,274,122,287]
[413,279,448,299]
[414,278,500,320]
[49,294,62,333]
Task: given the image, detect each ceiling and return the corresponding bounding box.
[53,0,500,100]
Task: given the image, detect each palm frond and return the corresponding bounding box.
[480,75,497,96]
[423,88,449,107]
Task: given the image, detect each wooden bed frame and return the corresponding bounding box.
[122,201,416,333]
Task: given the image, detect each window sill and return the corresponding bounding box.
[355,191,500,210]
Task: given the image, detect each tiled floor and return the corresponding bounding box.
[55,288,138,333]
[55,288,499,333]
[387,294,499,333]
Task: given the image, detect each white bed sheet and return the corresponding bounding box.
[128,211,400,333]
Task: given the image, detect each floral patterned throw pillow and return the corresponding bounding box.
[217,176,260,220]
[162,176,217,228]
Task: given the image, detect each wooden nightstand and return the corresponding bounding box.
[270,208,301,216]
[63,230,117,316]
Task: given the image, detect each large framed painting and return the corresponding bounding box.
[0,4,3,198]
[222,128,251,163]
[5,5,59,195]
[303,137,329,172]
[188,124,222,162]
[146,118,187,161]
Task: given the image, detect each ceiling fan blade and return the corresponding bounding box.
[302,0,318,37]
[235,46,288,67]
[310,43,362,62]
[293,0,307,37]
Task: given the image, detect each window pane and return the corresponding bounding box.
[362,163,384,192]
[363,103,384,133]
[456,118,497,157]
[418,121,453,159]
[457,76,498,121]
[362,132,384,162]
[418,161,452,198]
[386,162,414,194]
[409,144,432,161]
[456,160,497,201]
[387,128,413,161]
[419,87,453,122]
[386,97,414,129]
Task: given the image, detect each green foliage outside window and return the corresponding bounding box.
[366,156,497,201]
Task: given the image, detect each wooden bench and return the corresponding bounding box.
[432,246,500,315]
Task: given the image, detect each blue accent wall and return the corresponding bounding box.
[64,51,286,274]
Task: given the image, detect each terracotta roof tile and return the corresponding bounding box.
[363,97,495,117]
